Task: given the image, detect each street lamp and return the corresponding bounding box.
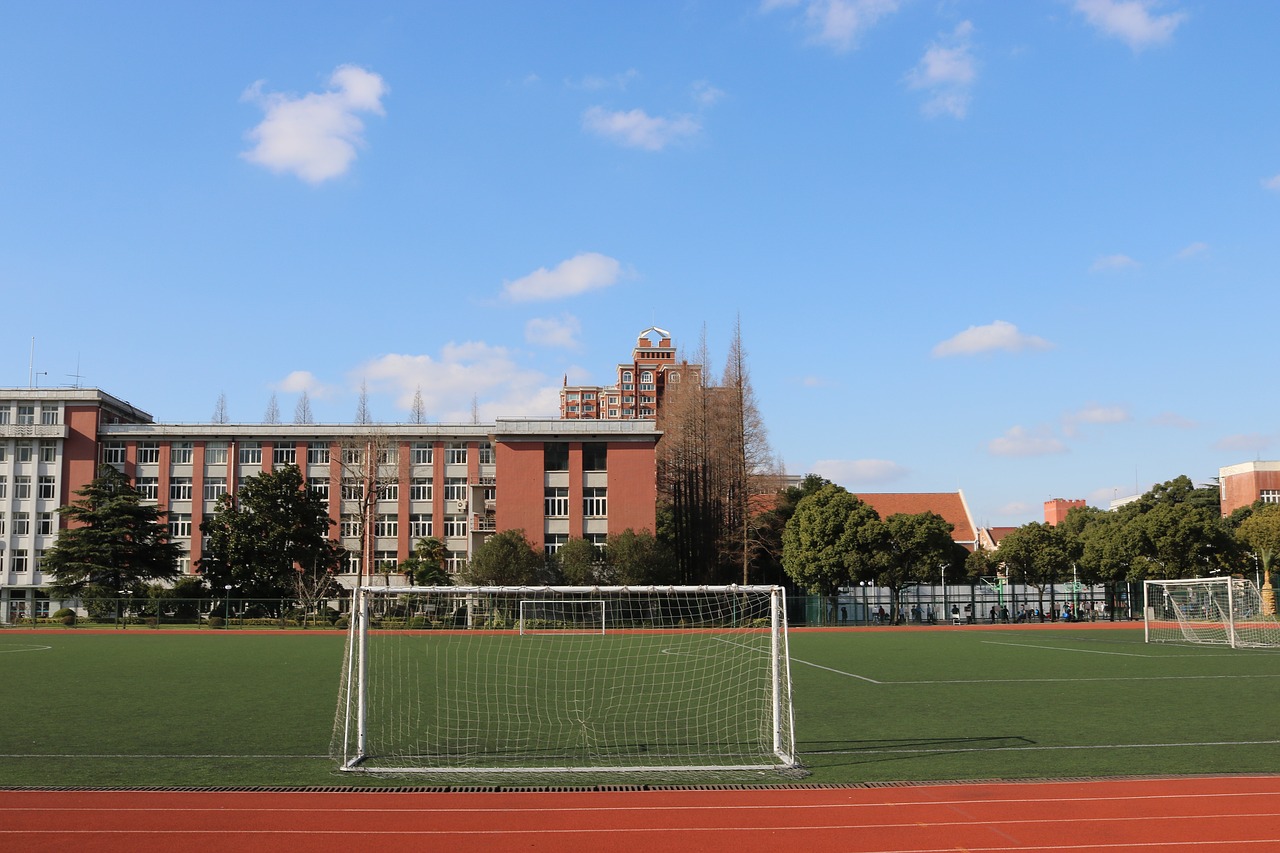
[224,584,233,628]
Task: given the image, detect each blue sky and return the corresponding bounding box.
[3,1,1278,527]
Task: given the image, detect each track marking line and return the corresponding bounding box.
[0,643,52,654]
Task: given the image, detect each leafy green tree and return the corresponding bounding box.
[869,512,960,623]
[781,484,882,597]
[459,529,549,585]
[751,474,831,589]
[197,465,345,609]
[44,465,183,600]
[1236,503,1280,588]
[605,529,677,585]
[997,522,1073,615]
[556,537,603,585]
[399,536,450,586]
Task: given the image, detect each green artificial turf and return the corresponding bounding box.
[0,626,1276,788]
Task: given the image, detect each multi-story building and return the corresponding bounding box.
[0,388,659,620]
[560,326,701,420]
[1219,460,1280,516]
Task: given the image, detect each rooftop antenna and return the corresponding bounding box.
[28,337,34,387]
[67,353,85,389]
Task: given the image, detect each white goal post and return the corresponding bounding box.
[333,585,798,776]
[1144,577,1280,649]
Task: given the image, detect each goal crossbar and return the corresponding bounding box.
[333,585,798,776]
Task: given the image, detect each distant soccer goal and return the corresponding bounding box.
[1144,577,1280,649]
[332,585,798,776]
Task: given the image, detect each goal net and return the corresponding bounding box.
[1144,577,1280,648]
[332,585,798,777]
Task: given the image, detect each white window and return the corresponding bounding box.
[622,371,632,382]
[169,513,192,538]
[205,443,228,465]
[374,514,398,538]
[171,442,193,465]
[342,447,363,465]
[170,478,193,501]
[446,443,467,465]
[377,482,398,502]
[444,517,467,538]
[446,551,466,574]
[308,443,330,464]
[135,477,158,501]
[544,533,567,555]
[309,479,330,502]
[344,553,362,574]
[443,478,467,503]
[583,487,607,517]
[17,405,35,425]
[1262,490,1280,504]
[137,442,160,464]
[11,552,28,573]
[204,478,227,501]
[38,476,56,500]
[409,514,432,538]
[378,446,398,466]
[273,445,296,466]
[17,443,34,462]
[239,442,262,465]
[544,487,569,518]
[13,512,30,535]
[478,443,494,464]
[0,407,9,424]
[412,443,433,465]
[39,407,59,424]
[38,512,54,535]
[0,476,6,498]
[409,478,432,501]
[39,441,56,463]
[342,480,364,501]
[341,517,362,538]
[15,476,31,500]
[375,552,398,571]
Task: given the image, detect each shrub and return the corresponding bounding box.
[61,614,77,627]
[208,615,224,629]
[335,616,349,630]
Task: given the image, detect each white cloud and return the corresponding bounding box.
[1214,433,1274,454]
[1264,174,1280,192]
[691,80,726,107]
[906,21,977,119]
[988,425,1068,457]
[272,370,338,399]
[931,320,1053,357]
[1062,403,1130,437]
[1090,253,1140,272]
[763,0,901,52]
[501,252,624,302]
[355,342,560,422]
[1175,241,1209,260]
[525,314,583,349]
[997,501,1034,518]
[812,458,909,486]
[1073,0,1187,51]
[241,65,388,184]
[1151,411,1198,429]
[568,69,640,91]
[798,375,832,388]
[582,106,701,151]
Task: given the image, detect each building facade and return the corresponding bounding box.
[560,326,701,421]
[1219,460,1280,516]
[0,388,659,621]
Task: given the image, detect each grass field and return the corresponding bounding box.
[1,624,1277,788]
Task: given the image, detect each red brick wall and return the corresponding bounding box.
[606,441,657,535]
[495,442,546,548]
[1222,470,1280,515]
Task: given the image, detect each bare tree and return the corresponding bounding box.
[410,386,427,424]
[294,391,314,425]
[337,422,398,589]
[264,393,280,424]
[354,380,372,425]
[212,393,229,424]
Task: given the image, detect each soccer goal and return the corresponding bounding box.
[332,585,798,776]
[1144,577,1280,648]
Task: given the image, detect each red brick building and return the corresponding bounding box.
[1219,461,1280,516]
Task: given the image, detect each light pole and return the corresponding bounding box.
[224,584,233,628]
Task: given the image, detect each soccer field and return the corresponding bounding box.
[1,625,1277,788]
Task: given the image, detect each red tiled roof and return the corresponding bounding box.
[854,492,977,545]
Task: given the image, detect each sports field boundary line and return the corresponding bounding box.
[2,771,1276,794]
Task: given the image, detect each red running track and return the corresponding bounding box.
[3,775,1279,853]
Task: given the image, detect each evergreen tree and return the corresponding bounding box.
[44,465,183,600]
